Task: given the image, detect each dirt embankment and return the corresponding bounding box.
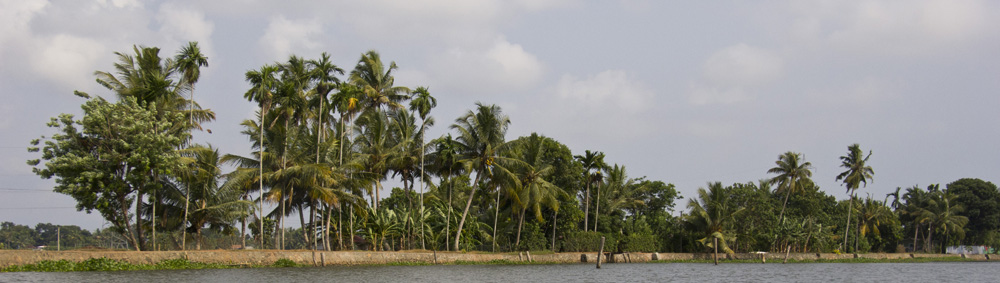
[0,250,990,267]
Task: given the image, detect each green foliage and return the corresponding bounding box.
[947,178,1000,245]
[271,258,299,268]
[560,231,617,252]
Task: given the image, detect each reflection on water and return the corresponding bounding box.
[3,262,999,283]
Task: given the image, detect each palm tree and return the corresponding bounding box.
[428,134,465,250]
[766,151,813,225]
[174,41,209,250]
[856,196,894,252]
[349,50,411,114]
[574,150,607,232]
[244,64,280,247]
[685,182,744,257]
[178,145,251,249]
[924,190,968,253]
[835,144,873,252]
[355,111,406,209]
[499,133,566,247]
[450,103,512,251]
[409,86,436,249]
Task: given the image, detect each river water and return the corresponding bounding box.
[2,262,998,282]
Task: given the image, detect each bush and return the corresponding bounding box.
[271,258,298,268]
[621,234,658,252]
[560,231,618,252]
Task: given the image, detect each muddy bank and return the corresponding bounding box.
[0,250,989,267]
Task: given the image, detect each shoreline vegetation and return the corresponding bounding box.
[17,41,1000,266]
[1,250,992,272]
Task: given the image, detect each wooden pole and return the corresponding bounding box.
[597,237,605,269]
[57,226,61,251]
[714,237,719,265]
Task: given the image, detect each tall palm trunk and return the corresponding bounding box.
[778,189,792,225]
[842,191,854,252]
[583,181,590,232]
[258,107,265,249]
[454,173,483,251]
[912,223,920,253]
[419,132,426,250]
[182,90,196,251]
[551,209,558,252]
[593,186,601,232]
[492,185,500,252]
[445,174,452,251]
[515,207,526,247]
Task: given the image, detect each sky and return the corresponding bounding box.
[2,0,999,231]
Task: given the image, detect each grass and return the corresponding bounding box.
[650,256,980,264]
[1,257,306,272]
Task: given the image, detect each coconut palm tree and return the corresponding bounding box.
[499,133,566,248]
[174,41,209,250]
[856,196,894,252]
[924,190,968,253]
[835,144,874,252]
[428,134,465,250]
[349,50,411,114]
[355,110,407,209]
[767,151,813,225]
[450,103,512,251]
[574,150,607,232]
[685,182,744,257]
[409,86,436,249]
[177,145,251,250]
[243,64,280,247]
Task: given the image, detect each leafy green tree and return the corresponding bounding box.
[767,151,813,225]
[29,97,185,251]
[835,143,874,252]
[946,178,1000,246]
[0,222,37,249]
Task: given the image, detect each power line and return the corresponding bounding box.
[0,188,57,193]
[0,207,76,210]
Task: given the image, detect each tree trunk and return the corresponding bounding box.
[135,190,144,251]
[446,174,452,251]
[350,205,355,250]
[584,180,590,232]
[258,107,265,249]
[551,209,558,252]
[912,223,920,253]
[778,190,791,225]
[454,173,482,251]
[842,191,854,252]
[593,187,601,232]
[195,226,202,250]
[492,185,500,252]
[515,207,526,247]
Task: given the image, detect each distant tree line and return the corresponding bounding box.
[24,42,1000,254]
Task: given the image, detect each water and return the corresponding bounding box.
[2,262,998,283]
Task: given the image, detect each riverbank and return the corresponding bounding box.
[0,250,992,270]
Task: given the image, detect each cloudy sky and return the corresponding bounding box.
[2,0,999,230]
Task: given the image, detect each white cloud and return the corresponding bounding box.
[688,43,784,105]
[789,0,991,56]
[29,34,106,89]
[0,0,49,55]
[156,3,215,58]
[94,0,142,9]
[556,69,653,111]
[259,15,322,61]
[429,36,545,92]
[486,39,544,87]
